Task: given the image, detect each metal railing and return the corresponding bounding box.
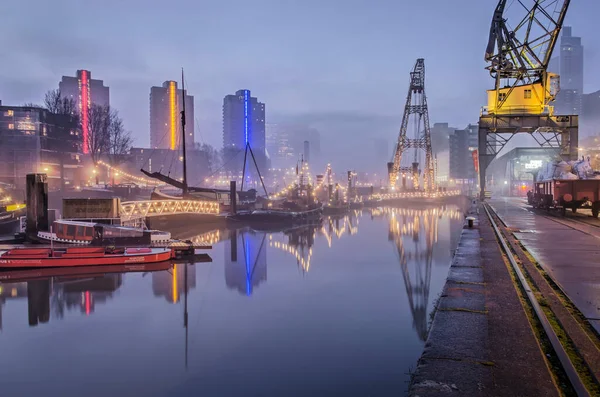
[119,199,220,223]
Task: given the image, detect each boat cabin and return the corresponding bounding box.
[51,220,152,246]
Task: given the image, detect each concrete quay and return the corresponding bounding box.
[408,202,559,396]
[489,197,600,334]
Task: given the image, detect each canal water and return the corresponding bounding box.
[0,206,465,397]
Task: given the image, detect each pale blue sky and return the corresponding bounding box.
[1,0,598,170]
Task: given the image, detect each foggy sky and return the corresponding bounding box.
[1,0,599,171]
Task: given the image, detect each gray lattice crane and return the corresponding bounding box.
[387,59,434,192]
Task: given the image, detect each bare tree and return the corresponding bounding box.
[106,109,133,168]
[197,143,221,172]
[22,102,42,108]
[86,104,111,173]
[44,89,77,115]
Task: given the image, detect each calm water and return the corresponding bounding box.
[0,206,464,397]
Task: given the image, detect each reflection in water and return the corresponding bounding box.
[152,264,196,303]
[0,274,124,328]
[225,229,268,296]
[0,282,28,329]
[385,206,462,341]
[268,211,362,272]
[0,205,468,396]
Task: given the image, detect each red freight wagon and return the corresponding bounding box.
[531,179,600,217]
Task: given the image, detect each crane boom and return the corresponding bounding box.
[485,0,570,84]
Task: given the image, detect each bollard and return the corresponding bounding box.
[466,216,475,228]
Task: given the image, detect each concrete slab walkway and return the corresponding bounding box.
[409,204,557,396]
[489,197,600,333]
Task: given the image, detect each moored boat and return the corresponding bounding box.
[229,205,323,225]
[37,220,171,245]
[0,246,174,269]
[322,203,349,216]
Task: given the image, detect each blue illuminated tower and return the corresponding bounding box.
[222,89,266,175]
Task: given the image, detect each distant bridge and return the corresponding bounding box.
[119,199,220,226]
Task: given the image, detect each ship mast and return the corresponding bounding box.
[180,68,188,196]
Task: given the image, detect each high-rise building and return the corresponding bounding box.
[149,81,194,150]
[430,122,457,154]
[59,70,109,154]
[222,89,266,173]
[581,90,600,137]
[560,27,584,93]
[555,27,584,115]
[449,124,478,182]
[303,140,310,163]
[266,123,295,167]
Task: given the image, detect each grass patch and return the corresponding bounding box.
[438,308,488,315]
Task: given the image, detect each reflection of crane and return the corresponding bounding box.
[268,212,361,272]
[388,59,434,192]
[389,210,437,341]
[479,0,577,197]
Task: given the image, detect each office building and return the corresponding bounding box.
[265,123,321,168]
[266,123,295,167]
[303,141,310,163]
[222,89,266,173]
[0,105,82,189]
[430,122,457,154]
[59,70,109,154]
[555,27,584,115]
[449,124,478,183]
[149,81,194,150]
[581,90,600,137]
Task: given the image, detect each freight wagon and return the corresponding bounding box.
[530,179,600,217]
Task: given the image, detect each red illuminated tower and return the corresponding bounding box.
[59,70,110,154]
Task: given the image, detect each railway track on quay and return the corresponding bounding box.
[484,203,600,397]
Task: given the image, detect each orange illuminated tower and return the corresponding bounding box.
[149,81,194,150]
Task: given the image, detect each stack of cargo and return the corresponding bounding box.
[536,157,600,181]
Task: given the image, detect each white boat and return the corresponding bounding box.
[37,219,171,245]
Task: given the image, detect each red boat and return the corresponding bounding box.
[0,246,174,269]
[0,261,174,282]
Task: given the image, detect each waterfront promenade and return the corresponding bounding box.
[409,198,600,396]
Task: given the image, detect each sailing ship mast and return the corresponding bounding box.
[180,68,188,196]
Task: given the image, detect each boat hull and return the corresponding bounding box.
[0,248,174,269]
[228,208,323,226]
[323,206,349,216]
[0,261,173,282]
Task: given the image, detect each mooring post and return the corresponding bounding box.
[26,173,49,241]
[230,180,237,215]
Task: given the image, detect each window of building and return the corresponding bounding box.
[5,110,14,117]
[524,89,532,99]
[8,123,14,129]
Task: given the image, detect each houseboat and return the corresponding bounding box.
[37,220,171,246]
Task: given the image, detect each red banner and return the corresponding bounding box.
[472,150,479,174]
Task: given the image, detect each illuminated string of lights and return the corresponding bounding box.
[96,160,164,185]
[191,230,221,246]
[369,190,461,201]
